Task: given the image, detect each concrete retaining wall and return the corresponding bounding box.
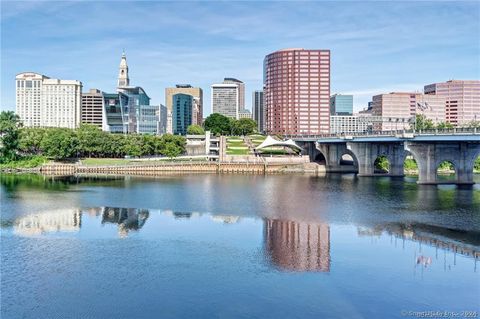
[38,161,318,176]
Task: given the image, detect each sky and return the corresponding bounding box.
[1,0,479,115]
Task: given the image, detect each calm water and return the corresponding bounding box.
[1,173,479,319]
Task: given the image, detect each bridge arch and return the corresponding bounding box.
[468,151,480,176]
[314,151,327,165]
[374,154,390,174]
[436,160,457,183]
[338,150,359,167]
[403,150,418,175]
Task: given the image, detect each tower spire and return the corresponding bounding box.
[117,51,129,88]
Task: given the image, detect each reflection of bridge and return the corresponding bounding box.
[293,129,480,184]
[358,223,480,260]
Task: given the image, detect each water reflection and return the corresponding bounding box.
[264,219,330,272]
[101,207,149,238]
[211,215,240,224]
[358,223,480,260]
[13,209,82,236]
[6,206,479,267]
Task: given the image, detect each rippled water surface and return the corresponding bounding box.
[1,174,479,319]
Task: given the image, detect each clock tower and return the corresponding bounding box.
[117,51,129,88]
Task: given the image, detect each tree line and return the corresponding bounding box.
[0,111,186,162]
[202,113,258,136]
[414,114,480,130]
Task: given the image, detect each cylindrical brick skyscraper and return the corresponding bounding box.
[264,48,331,135]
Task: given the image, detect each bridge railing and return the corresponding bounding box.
[285,127,478,140]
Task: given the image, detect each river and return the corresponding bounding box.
[1,173,479,319]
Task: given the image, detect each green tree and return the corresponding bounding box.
[76,124,106,157]
[19,127,46,155]
[158,134,186,158]
[0,111,22,162]
[186,124,205,135]
[140,134,157,156]
[374,155,389,172]
[414,114,435,130]
[204,113,231,135]
[105,134,128,158]
[463,120,480,128]
[231,118,257,135]
[40,128,78,160]
[163,142,182,158]
[436,121,454,129]
[124,134,143,157]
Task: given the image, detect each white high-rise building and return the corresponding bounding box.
[16,72,82,128]
[211,80,242,119]
[223,78,245,111]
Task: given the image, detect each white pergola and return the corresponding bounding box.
[255,136,303,152]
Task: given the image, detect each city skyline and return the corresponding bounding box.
[1,1,479,115]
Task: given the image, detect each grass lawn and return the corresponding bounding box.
[226,149,250,155]
[82,158,134,166]
[0,155,48,169]
[258,148,294,155]
[249,134,265,139]
[251,140,265,146]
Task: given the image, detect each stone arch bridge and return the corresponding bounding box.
[293,130,480,185]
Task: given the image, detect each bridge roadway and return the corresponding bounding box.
[290,128,480,185]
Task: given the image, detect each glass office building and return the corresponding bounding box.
[330,94,353,115]
[103,92,129,133]
[173,93,193,135]
[117,86,151,133]
[137,105,161,134]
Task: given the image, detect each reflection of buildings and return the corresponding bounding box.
[211,215,240,224]
[264,219,330,272]
[14,209,82,236]
[101,207,149,237]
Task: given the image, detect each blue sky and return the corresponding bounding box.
[1,0,479,115]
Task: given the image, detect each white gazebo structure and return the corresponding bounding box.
[255,136,302,153]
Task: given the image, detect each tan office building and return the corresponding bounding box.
[424,80,480,126]
[371,92,445,131]
[81,88,104,129]
[165,85,203,133]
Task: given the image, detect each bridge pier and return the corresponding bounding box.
[347,142,406,177]
[316,143,358,173]
[405,142,480,185]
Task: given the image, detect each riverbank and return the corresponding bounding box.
[0,159,320,176]
[2,157,479,176]
[2,161,478,176]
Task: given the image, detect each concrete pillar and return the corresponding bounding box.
[347,142,405,177]
[457,142,479,184]
[405,143,437,184]
[347,142,374,176]
[388,144,406,177]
